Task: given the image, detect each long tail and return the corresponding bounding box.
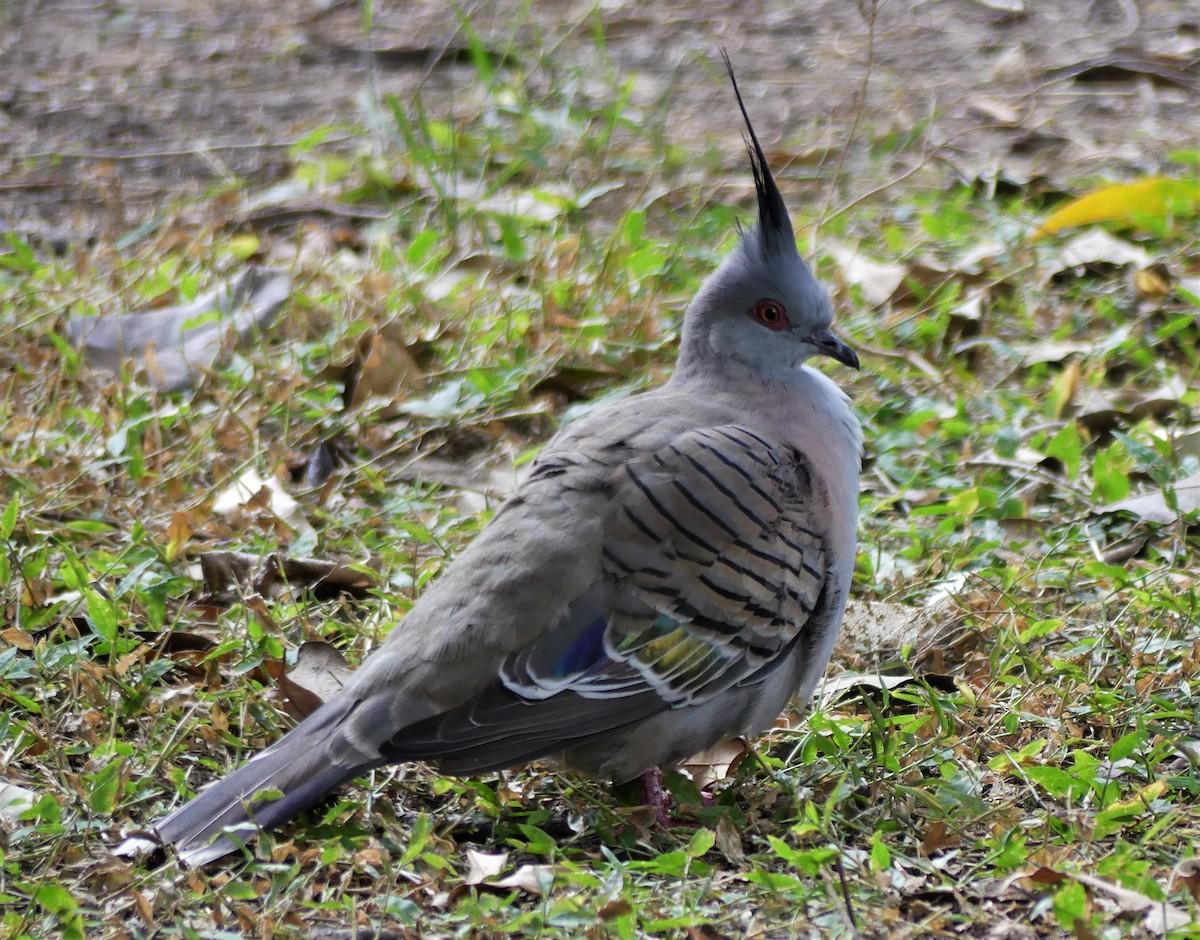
[121,677,667,866]
[143,698,379,867]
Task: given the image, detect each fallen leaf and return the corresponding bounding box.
[973,0,1026,15]
[1035,178,1200,238]
[682,738,748,789]
[130,888,155,929]
[464,850,509,886]
[0,781,36,823]
[714,813,747,867]
[1018,866,1190,935]
[919,819,960,857]
[275,642,355,717]
[1017,339,1094,366]
[460,851,554,897]
[530,364,625,402]
[1,627,36,651]
[685,925,736,940]
[967,95,1022,125]
[67,266,290,392]
[814,672,922,707]
[596,899,633,920]
[1049,54,1196,89]
[347,323,425,409]
[826,241,908,307]
[838,599,929,655]
[1136,264,1172,298]
[1169,427,1200,460]
[1100,471,1200,525]
[491,864,555,896]
[1074,377,1188,433]
[1171,858,1200,903]
[394,455,526,503]
[1042,229,1150,279]
[211,469,314,540]
[198,550,378,603]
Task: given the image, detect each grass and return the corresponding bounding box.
[3,20,1200,940]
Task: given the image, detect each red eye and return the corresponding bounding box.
[750,299,789,331]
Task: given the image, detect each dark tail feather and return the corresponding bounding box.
[144,699,377,867]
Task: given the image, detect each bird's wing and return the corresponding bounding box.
[130,421,835,864]
[381,423,831,772]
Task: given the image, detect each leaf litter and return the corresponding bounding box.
[4,5,1200,937]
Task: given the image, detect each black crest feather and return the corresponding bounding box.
[721,51,793,256]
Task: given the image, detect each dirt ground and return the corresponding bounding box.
[1,0,1198,243]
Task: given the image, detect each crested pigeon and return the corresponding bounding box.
[119,56,863,867]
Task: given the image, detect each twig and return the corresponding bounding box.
[835,851,860,934]
[820,0,879,231]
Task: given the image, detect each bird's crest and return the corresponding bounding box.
[722,51,795,258]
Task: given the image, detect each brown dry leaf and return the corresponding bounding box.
[967,95,1022,125]
[130,888,155,930]
[1049,54,1195,89]
[274,642,356,718]
[390,451,530,519]
[919,819,960,857]
[464,850,509,886]
[165,511,193,562]
[1,627,36,651]
[685,925,736,940]
[297,436,353,490]
[614,804,658,832]
[1170,858,1200,903]
[887,257,959,307]
[682,738,748,789]
[135,629,219,671]
[714,813,747,867]
[1100,471,1200,525]
[198,550,379,603]
[596,899,634,921]
[198,551,258,596]
[257,553,380,601]
[348,323,425,409]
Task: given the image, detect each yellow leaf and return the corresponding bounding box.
[1035,177,1200,238]
[226,234,261,259]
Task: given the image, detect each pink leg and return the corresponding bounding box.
[640,768,673,826]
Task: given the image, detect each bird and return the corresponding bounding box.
[118,54,863,868]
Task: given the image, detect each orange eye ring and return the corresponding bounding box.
[751,299,789,330]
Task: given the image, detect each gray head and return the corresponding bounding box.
[677,55,858,379]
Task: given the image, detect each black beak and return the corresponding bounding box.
[805,328,860,370]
